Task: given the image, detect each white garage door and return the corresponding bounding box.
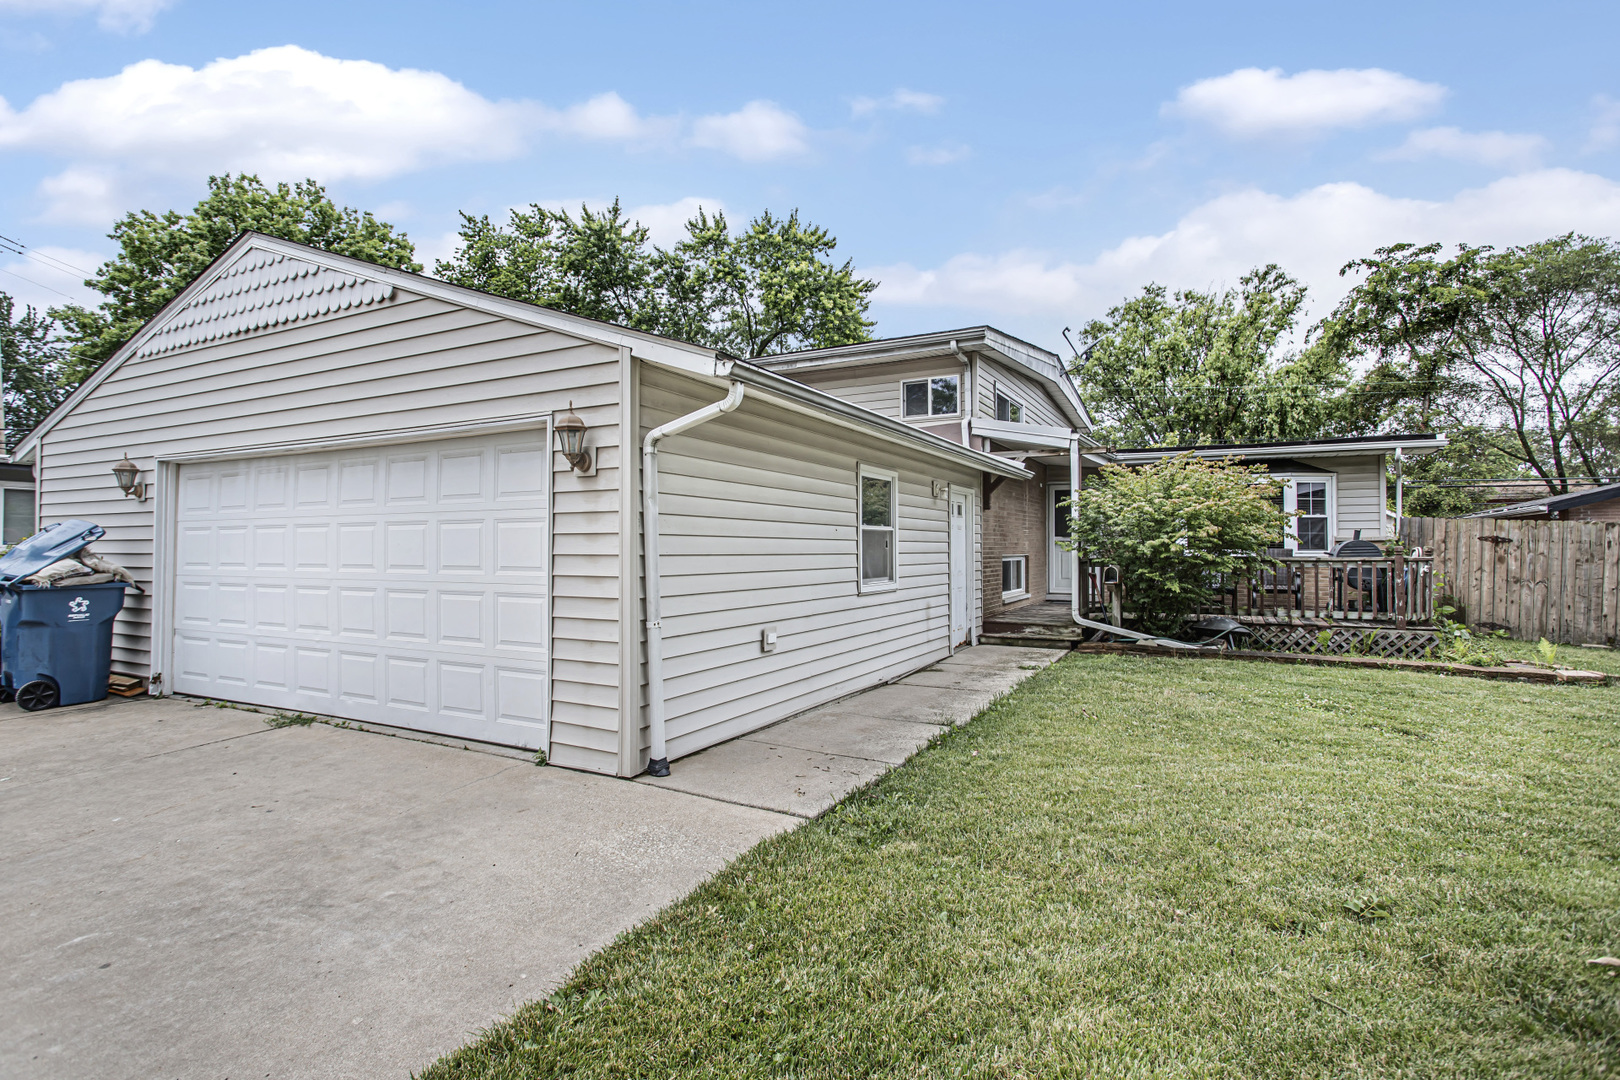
[170,432,550,749]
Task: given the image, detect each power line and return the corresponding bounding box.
[0,232,98,282]
[0,263,78,302]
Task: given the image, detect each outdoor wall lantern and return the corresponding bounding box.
[112,453,150,501]
[555,403,592,473]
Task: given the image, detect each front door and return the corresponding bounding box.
[1048,484,1072,597]
[950,491,969,645]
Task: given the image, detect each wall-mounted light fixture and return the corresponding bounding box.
[555,403,592,473]
[112,453,150,501]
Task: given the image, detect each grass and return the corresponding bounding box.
[422,655,1620,1079]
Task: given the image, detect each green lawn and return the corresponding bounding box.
[423,655,1619,1079]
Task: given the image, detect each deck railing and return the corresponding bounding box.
[1086,556,1436,627]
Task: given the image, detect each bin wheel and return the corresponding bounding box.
[0,687,12,703]
[16,680,58,712]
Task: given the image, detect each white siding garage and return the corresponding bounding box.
[168,432,551,747]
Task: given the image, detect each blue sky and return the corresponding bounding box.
[3,0,1620,352]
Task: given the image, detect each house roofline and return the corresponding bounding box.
[15,233,1028,483]
[1463,480,1620,518]
[756,325,1096,435]
[12,232,736,462]
[1110,433,1448,462]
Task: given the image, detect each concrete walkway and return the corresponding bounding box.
[1,645,1055,1079]
[639,645,1061,815]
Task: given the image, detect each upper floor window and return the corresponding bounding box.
[902,375,959,418]
[995,392,1023,423]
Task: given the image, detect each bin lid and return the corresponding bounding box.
[0,519,105,585]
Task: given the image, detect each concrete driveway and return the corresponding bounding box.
[0,697,793,1079]
[1,645,1057,1078]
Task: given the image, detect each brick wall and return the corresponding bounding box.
[981,470,1049,618]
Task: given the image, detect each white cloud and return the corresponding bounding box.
[0,46,536,183]
[0,245,106,311]
[0,47,791,225]
[1382,126,1546,169]
[871,169,1620,322]
[0,0,173,33]
[689,100,808,161]
[627,196,724,247]
[851,88,944,117]
[1165,67,1447,138]
[35,166,124,224]
[906,142,971,166]
[1587,94,1620,152]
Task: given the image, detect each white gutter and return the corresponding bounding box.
[641,381,746,777]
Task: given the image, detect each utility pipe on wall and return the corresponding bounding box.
[642,381,746,777]
[1069,432,1082,626]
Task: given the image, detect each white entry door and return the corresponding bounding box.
[1048,484,1073,597]
[950,491,970,645]
[169,431,550,749]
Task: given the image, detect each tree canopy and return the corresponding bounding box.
[434,201,875,358]
[1071,265,1355,447]
[51,174,419,369]
[0,294,73,452]
[1323,234,1620,493]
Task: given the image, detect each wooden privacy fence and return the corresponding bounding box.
[1401,516,1620,645]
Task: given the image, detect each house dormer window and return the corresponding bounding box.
[902,376,959,418]
[995,392,1022,423]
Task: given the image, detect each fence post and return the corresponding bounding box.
[1393,552,1407,629]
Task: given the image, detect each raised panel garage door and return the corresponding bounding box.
[170,432,549,749]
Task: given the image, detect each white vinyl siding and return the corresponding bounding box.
[638,364,980,762]
[35,279,628,775]
[784,358,966,420]
[975,359,1067,429]
[1309,455,1387,543]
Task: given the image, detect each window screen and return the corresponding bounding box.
[859,473,896,585]
[2,488,34,545]
[995,393,1022,423]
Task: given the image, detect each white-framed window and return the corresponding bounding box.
[902,375,960,418]
[995,391,1023,423]
[858,465,898,591]
[1001,555,1028,601]
[1275,476,1335,553]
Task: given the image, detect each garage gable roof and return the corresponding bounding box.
[14,234,1028,480]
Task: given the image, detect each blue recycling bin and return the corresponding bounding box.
[0,519,131,711]
[1,583,128,709]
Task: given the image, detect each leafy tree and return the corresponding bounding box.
[1059,454,1290,635]
[1072,265,1355,446]
[667,209,875,357]
[1453,235,1620,491]
[1318,242,1482,433]
[433,200,660,329]
[1328,235,1620,495]
[1395,427,1528,518]
[53,174,419,369]
[0,293,73,452]
[436,202,876,358]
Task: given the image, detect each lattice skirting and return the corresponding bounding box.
[1242,623,1439,659]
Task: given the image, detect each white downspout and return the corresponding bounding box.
[1069,433,1082,626]
[642,381,745,777]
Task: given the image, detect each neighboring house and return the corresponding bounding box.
[757,328,1101,620]
[1110,434,1449,553]
[0,462,35,544]
[1464,481,1620,522]
[10,233,1027,777]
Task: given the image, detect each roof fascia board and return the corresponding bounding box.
[973,417,1074,449]
[13,233,278,461]
[659,358,1030,480]
[13,232,726,461]
[1112,437,1448,463]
